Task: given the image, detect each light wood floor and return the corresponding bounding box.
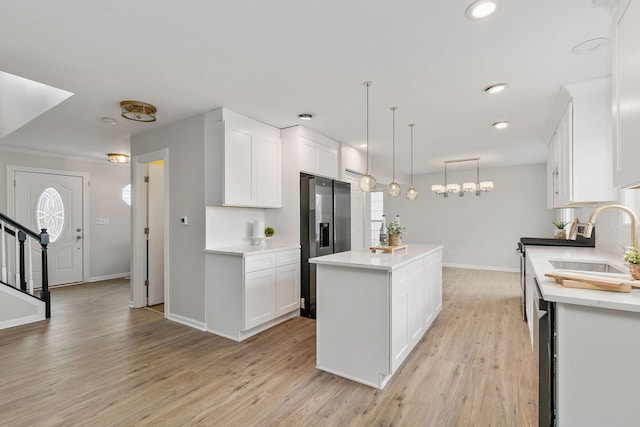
[0,268,536,426]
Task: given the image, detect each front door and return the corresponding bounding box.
[13,170,84,286]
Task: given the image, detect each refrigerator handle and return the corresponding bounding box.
[319,223,330,248]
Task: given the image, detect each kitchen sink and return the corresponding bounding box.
[549,260,626,274]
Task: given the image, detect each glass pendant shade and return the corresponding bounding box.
[387,179,401,196]
[463,182,477,192]
[359,172,377,191]
[446,183,461,193]
[480,181,494,191]
[406,185,419,200]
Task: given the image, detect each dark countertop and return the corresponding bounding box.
[519,237,595,248]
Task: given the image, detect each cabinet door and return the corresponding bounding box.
[555,103,573,206]
[244,269,276,330]
[391,265,411,372]
[254,136,281,207]
[299,136,339,179]
[224,124,255,206]
[425,251,443,322]
[613,0,640,188]
[275,263,300,316]
[408,259,424,346]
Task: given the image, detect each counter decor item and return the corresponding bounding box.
[387,222,407,246]
[264,227,275,237]
[552,220,568,239]
[623,247,640,279]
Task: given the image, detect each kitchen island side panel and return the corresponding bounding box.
[316,264,390,388]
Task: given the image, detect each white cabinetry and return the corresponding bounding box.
[613,0,640,188]
[281,126,340,179]
[205,247,300,341]
[206,108,281,208]
[546,77,617,207]
[314,246,443,389]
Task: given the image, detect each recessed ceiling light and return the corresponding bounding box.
[100,117,117,125]
[298,113,313,120]
[465,0,501,19]
[485,83,508,94]
[493,121,509,129]
[571,38,609,55]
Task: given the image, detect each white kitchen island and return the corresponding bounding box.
[309,244,443,389]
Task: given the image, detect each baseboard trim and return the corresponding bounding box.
[0,313,46,330]
[88,273,130,282]
[443,263,519,273]
[167,312,206,331]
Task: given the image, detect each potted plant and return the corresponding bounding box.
[552,220,567,239]
[387,222,407,246]
[264,227,275,238]
[623,247,640,279]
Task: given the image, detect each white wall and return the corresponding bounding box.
[384,163,553,271]
[0,148,131,281]
[131,114,206,323]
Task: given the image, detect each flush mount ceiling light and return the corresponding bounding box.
[432,158,493,197]
[107,153,130,164]
[298,113,313,120]
[387,106,402,197]
[465,0,501,19]
[485,83,508,94]
[359,81,377,192]
[120,100,157,122]
[571,38,609,55]
[493,121,509,129]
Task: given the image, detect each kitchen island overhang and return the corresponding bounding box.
[310,244,444,389]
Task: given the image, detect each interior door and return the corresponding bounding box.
[14,170,84,286]
[146,161,164,306]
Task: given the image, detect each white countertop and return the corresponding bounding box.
[527,246,640,313]
[204,243,300,256]
[309,244,443,271]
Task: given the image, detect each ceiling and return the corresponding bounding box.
[0,0,615,174]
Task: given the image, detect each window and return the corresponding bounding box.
[36,187,64,242]
[122,184,131,206]
[370,191,384,245]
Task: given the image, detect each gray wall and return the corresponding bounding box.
[131,114,206,323]
[0,149,131,281]
[384,163,553,271]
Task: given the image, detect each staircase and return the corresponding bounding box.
[0,212,50,329]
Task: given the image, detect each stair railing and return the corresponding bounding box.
[0,213,50,318]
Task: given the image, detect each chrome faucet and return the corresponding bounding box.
[583,204,638,248]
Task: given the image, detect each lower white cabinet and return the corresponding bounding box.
[205,247,300,341]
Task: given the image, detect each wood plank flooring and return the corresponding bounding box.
[0,268,536,426]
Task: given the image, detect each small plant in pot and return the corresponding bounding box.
[264,227,275,238]
[387,222,407,246]
[552,220,568,239]
[623,247,640,280]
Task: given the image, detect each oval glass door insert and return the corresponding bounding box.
[35,187,65,242]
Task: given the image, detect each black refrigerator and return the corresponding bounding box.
[300,173,351,318]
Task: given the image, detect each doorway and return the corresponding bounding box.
[131,149,169,313]
[7,166,88,286]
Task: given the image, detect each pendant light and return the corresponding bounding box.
[406,123,419,200]
[387,106,401,197]
[359,81,377,192]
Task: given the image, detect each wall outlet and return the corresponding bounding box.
[96,217,109,225]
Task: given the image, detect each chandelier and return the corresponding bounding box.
[431,158,494,197]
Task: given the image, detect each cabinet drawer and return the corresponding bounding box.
[276,249,300,266]
[245,253,276,272]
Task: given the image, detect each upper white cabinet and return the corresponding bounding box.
[613,0,640,188]
[206,108,281,208]
[281,126,340,179]
[546,77,617,207]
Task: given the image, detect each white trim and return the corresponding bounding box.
[88,273,130,282]
[0,314,46,330]
[6,165,90,284]
[167,312,206,331]
[0,145,126,165]
[443,262,519,273]
[131,149,170,311]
